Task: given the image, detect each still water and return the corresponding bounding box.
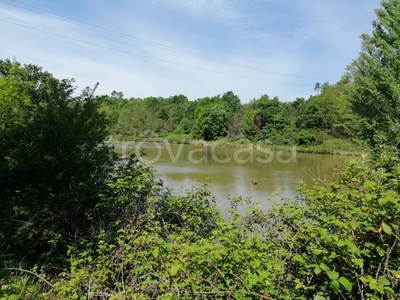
[114,141,352,211]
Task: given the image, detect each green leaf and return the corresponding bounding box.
[377,247,385,257]
[249,259,261,268]
[345,239,360,254]
[152,247,159,258]
[381,222,392,235]
[384,286,395,293]
[338,276,353,291]
[360,276,369,283]
[369,281,377,290]
[378,276,390,286]
[312,248,325,255]
[292,254,304,263]
[327,270,339,280]
[378,197,389,205]
[352,258,364,268]
[363,181,376,189]
[350,221,359,230]
[319,228,329,241]
[248,274,259,286]
[314,266,322,275]
[169,265,179,277]
[319,263,329,271]
[331,279,340,290]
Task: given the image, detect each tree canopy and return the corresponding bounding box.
[0,59,113,264]
[348,0,400,147]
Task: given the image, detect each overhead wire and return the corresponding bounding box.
[0,0,332,82]
[0,18,317,86]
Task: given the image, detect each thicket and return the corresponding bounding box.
[2,145,400,299]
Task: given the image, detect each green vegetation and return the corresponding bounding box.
[348,0,400,148]
[0,60,114,267]
[1,0,400,299]
[100,79,363,154]
[97,66,365,154]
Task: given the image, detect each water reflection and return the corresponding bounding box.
[114,141,349,212]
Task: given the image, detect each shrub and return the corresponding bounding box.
[297,129,317,145]
[3,147,400,299]
[262,146,400,299]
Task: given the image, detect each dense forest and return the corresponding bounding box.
[1,0,400,299]
[100,78,360,152]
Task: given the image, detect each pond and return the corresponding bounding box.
[114,141,353,212]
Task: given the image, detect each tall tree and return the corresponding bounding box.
[221,91,241,113]
[347,0,400,147]
[0,60,113,264]
[243,95,284,140]
[193,96,230,140]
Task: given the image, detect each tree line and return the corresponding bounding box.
[101,79,358,148]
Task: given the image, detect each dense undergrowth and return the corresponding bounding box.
[1,146,400,299]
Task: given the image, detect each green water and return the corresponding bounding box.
[114,141,353,211]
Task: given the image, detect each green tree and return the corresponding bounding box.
[0,67,31,130]
[0,60,113,264]
[243,95,284,140]
[206,104,230,140]
[221,90,241,113]
[348,0,400,147]
[296,96,322,130]
[117,106,136,136]
[297,80,355,139]
[193,97,230,140]
[170,94,188,105]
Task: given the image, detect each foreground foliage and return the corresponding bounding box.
[0,60,115,266]
[1,147,399,300]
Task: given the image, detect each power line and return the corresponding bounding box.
[0,0,332,82]
[0,19,316,87]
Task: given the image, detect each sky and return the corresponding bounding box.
[0,0,381,103]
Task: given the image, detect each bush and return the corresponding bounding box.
[1,147,391,299]
[43,146,400,300]
[0,60,114,265]
[297,129,317,145]
[262,146,400,299]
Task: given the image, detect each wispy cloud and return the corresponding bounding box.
[149,0,242,24]
[0,0,381,102]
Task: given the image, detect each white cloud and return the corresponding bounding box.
[147,0,241,24]
[0,0,382,103]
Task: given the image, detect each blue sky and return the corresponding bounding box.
[0,0,381,102]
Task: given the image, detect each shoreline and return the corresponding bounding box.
[109,136,368,157]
